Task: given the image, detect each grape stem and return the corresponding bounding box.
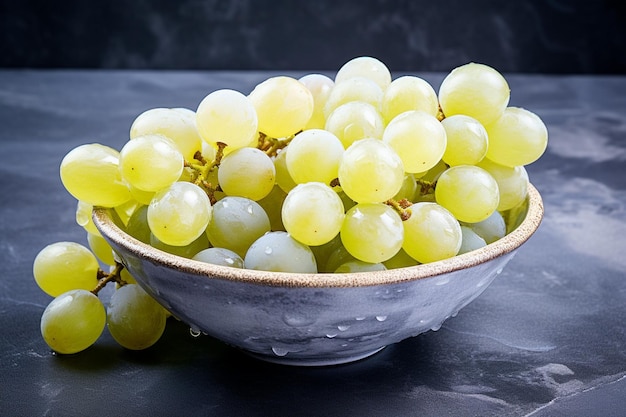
[258,131,295,157]
[416,179,437,196]
[91,262,126,295]
[385,199,412,221]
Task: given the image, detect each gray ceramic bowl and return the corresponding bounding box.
[93,184,543,366]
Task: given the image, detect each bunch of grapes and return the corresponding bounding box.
[34,57,548,354]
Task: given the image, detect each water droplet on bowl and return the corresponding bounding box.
[282,312,316,327]
[338,325,350,331]
[271,347,289,356]
[189,327,202,338]
[326,333,338,338]
[375,315,388,322]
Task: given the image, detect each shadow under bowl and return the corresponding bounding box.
[93,184,543,366]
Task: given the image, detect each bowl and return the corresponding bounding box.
[93,184,543,366]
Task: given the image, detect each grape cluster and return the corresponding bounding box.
[34,57,548,354]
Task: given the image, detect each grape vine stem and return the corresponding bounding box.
[91,262,126,295]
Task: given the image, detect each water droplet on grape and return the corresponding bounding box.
[264,246,273,255]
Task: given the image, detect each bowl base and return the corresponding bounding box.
[243,346,387,367]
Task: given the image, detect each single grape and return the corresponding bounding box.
[205,196,271,258]
[130,107,203,161]
[335,56,392,90]
[340,203,404,264]
[393,174,418,202]
[438,62,510,126]
[193,247,244,268]
[383,248,420,269]
[196,89,258,149]
[441,115,489,166]
[150,232,210,258]
[477,158,529,211]
[285,129,344,185]
[218,147,276,201]
[40,289,106,354]
[334,260,387,273]
[147,182,212,246]
[323,239,359,273]
[325,101,385,148]
[402,202,462,264]
[435,165,500,223]
[244,231,317,273]
[458,226,487,255]
[338,138,404,204]
[485,107,548,167]
[60,143,131,207]
[128,184,155,206]
[33,242,100,297]
[273,148,298,193]
[125,205,150,244]
[383,110,447,173]
[463,210,506,244]
[282,182,345,246]
[107,284,167,350]
[86,232,115,266]
[382,75,439,123]
[248,76,314,138]
[323,76,383,117]
[119,134,183,192]
[298,73,335,130]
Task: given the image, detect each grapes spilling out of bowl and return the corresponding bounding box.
[34,57,548,355]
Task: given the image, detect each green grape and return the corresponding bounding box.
[129,107,203,161]
[193,247,244,268]
[334,260,386,273]
[325,101,385,148]
[323,76,383,117]
[218,147,276,201]
[285,129,344,185]
[33,242,100,297]
[119,134,183,192]
[485,107,548,167]
[324,239,358,273]
[87,232,115,266]
[435,165,500,223]
[383,110,447,173]
[257,185,287,232]
[438,62,510,126]
[248,76,314,138]
[125,205,150,244]
[196,89,258,149]
[463,210,506,244]
[128,185,155,206]
[40,289,106,354]
[458,226,487,255]
[402,202,462,264]
[477,158,529,211]
[335,56,392,90]
[441,115,489,166]
[338,138,404,204]
[150,232,210,258]
[340,203,404,264]
[382,75,439,123]
[60,143,131,207]
[147,182,212,246]
[273,148,298,193]
[117,267,137,285]
[75,200,99,235]
[205,196,271,258]
[310,234,343,272]
[114,199,140,226]
[383,248,420,269]
[282,182,345,246]
[244,231,317,273]
[107,284,167,350]
[393,174,418,202]
[298,73,335,130]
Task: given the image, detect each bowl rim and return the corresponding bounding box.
[93,183,543,289]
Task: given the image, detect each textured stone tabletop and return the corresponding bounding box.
[1,70,625,416]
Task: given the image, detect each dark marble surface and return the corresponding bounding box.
[1,70,625,416]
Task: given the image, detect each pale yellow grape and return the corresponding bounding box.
[60,144,131,207]
[463,210,506,244]
[485,107,548,167]
[441,115,489,166]
[75,200,99,235]
[323,76,383,117]
[340,203,404,263]
[125,205,150,244]
[298,73,335,129]
[193,247,244,268]
[393,174,418,202]
[334,260,386,273]
[282,182,345,246]
[402,202,462,264]
[335,56,392,90]
[129,107,203,161]
[248,76,314,138]
[147,182,212,246]
[435,165,500,223]
[338,138,404,203]
[196,89,258,149]
[114,199,140,226]
[477,158,529,211]
[128,185,155,205]
[458,226,487,255]
[382,75,439,123]
[87,232,115,266]
[40,289,106,354]
[383,110,447,173]
[325,101,385,148]
[33,242,99,297]
[438,62,510,125]
[119,134,183,192]
[244,231,317,273]
[218,147,276,201]
[107,284,167,350]
[285,129,344,185]
[273,148,298,193]
[150,232,210,258]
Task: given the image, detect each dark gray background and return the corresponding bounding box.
[2,0,625,73]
